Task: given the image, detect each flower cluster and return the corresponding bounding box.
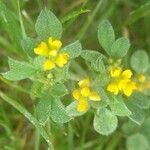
[107,67,137,96]
[72,78,101,112]
[34,37,69,71]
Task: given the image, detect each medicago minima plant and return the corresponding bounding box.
[1,9,150,149]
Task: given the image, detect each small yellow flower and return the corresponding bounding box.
[72,78,101,112]
[48,37,62,50]
[136,74,150,92]
[138,74,146,83]
[107,67,136,96]
[110,68,122,77]
[34,42,49,56]
[55,53,69,68]
[43,60,55,71]
[34,37,69,71]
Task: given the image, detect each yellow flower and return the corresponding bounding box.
[138,74,146,83]
[136,74,150,92]
[34,37,69,71]
[43,60,55,71]
[107,67,136,96]
[110,68,122,77]
[34,42,49,56]
[72,78,101,112]
[55,53,69,68]
[48,37,62,50]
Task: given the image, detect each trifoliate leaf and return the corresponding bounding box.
[98,19,115,55]
[93,108,118,135]
[35,9,62,40]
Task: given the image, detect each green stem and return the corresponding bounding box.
[0,91,54,150]
[77,0,104,40]
[68,122,74,150]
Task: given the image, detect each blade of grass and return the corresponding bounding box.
[17,0,26,38]
[125,1,150,25]
[0,91,54,150]
[77,0,104,40]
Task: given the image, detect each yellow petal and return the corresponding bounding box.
[48,50,58,56]
[78,78,90,88]
[122,81,137,96]
[107,82,119,95]
[55,53,69,68]
[72,89,81,100]
[80,87,90,97]
[122,70,133,79]
[77,98,88,112]
[34,42,49,56]
[48,37,62,50]
[43,60,55,71]
[110,68,122,78]
[89,91,101,101]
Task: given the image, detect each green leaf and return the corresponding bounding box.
[141,117,150,141]
[91,56,106,73]
[35,9,62,40]
[30,81,44,99]
[61,41,82,59]
[21,37,37,58]
[98,19,115,55]
[130,50,149,73]
[91,86,109,109]
[51,98,72,123]
[33,56,46,71]
[61,9,90,23]
[2,58,36,81]
[126,100,145,125]
[126,133,149,150]
[130,92,150,109]
[81,50,103,62]
[110,96,131,116]
[35,91,52,125]
[50,83,68,97]
[110,37,130,58]
[66,101,86,117]
[93,108,118,135]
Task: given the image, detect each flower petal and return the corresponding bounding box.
[72,89,81,100]
[78,78,90,88]
[89,91,101,101]
[77,98,88,112]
